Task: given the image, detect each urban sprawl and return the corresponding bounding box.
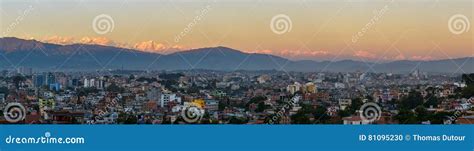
[1,67,473,125]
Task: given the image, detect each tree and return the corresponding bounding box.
[462,74,474,85]
[255,102,267,112]
[424,95,439,108]
[395,109,418,124]
[347,98,363,113]
[106,83,123,93]
[291,104,316,124]
[12,75,26,89]
[313,107,329,124]
[429,112,453,124]
[338,109,351,117]
[228,117,248,124]
[461,74,474,97]
[291,111,311,124]
[400,91,423,110]
[415,106,429,122]
[117,112,137,124]
[245,96,267,111]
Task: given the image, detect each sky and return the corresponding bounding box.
[0,0,473,61]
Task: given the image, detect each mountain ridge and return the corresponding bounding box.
[0,37,472,73]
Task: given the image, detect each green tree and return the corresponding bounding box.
[338,109,351,117]
[313,107,329,124]
[117,112,137,124]
[291,111,311,124]
[395,109,418,124]
[461,73,474,97]
[415,106,429,122]
[106,83,123,93]
[12,75,26,88]
[400,91,423,110]
[424,95,439,108]
[291,104,316,124]
[347,98,363,113]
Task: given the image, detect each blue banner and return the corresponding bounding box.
[0,125,472,151]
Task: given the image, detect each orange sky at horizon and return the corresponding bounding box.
[1,0,473,61]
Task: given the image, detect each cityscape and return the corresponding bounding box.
[1,66,473,124]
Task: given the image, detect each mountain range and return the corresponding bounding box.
[0,37,472,73]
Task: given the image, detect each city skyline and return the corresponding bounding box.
[1,0,473,61]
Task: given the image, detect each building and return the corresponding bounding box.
[83,78,104,88]
[204,99,219,113]
[257,75,271,84]
[17,67,32,75]
[338,99,352,110]
[33,74,45,87]
[45,73,56,86]
[342,116,369,125]
[147,88,161,101]
[287,82,301,95]
[49,83,61,91]
[302,82,317,94]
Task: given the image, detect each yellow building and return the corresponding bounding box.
[303,82,317,94]
[192,99,205,108]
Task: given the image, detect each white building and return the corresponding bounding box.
[338,99,352,110]
[286,82,301,95]
[342,116,369,125]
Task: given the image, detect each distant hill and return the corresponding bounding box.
[0,37,472,73]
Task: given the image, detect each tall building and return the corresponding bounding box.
[84,78,96,88]
[33,74,45,87]
[45,73,56,85]
[147,87,161,101]
[84,78,90,87]
[17,67,32,75]
[286,82,301,95]
[302,82,317,94]
[160,93,181,108]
